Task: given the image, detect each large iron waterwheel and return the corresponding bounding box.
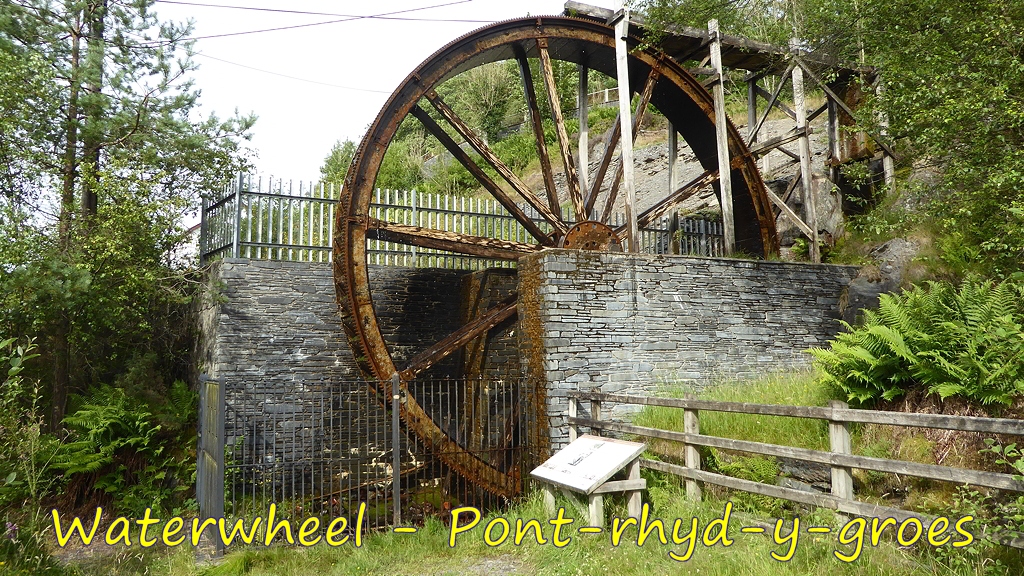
[333,15,778,498]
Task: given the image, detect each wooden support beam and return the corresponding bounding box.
[578,63,590,212]
[794,58,899,161]
[753,84,797,119]
[538,38,585,222]
[876,80,896,190]
[747,79,757,143]
[790,46,820,263]
[614,11,638,251]
[748,127,807,157]
[746,61,794,145]
[599,68,660,224]
[764,186,814,238]
[709,19,735,255]
[667,123,678,193]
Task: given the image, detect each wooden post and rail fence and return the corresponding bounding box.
[566,390,1024,548]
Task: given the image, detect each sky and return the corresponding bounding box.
[152,0,618,182]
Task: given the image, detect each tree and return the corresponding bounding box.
[321,139,356,187]
[0,0,255,429]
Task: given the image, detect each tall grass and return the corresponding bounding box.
[635,371,838,450]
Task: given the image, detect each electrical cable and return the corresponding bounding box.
[153,0,494,23]
[137,0,475,45]
[195,52,394,93]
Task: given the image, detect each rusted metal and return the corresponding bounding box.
[425,91,567,236]
[514,45,560,216]
[558,221,621,251]
[367,218,543,261]
[334,15,779,498]
[399,296,518,382]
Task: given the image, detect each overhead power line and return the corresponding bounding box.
[140,0,475,45]
[154,0,495,22]
[195,52,393,93]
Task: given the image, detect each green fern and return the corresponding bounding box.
[811,277,1024,406]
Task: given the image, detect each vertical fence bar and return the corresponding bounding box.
[391,373,401,526]
[232,174,243,258]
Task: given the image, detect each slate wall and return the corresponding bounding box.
[516,250,860,449]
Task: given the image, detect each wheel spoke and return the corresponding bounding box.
[399,295,518,381]
[367,218,542,261]
[620,168,719,232]
[599,67,661,223]
[537,38,585,222]
[425,90,568,236]
[514,45,560,216]
[410,105,554,245]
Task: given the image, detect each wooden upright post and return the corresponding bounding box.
[578,64,590,212]
[876,80,896,191]
[668,123,678,193]
[683,393,702,501]
[709,20,735,255]
[828,400,854,512]
[613,8,638,251]
[790,42,820,263]
[747,78,758,144]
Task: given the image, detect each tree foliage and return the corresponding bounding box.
[639,0,1024,276]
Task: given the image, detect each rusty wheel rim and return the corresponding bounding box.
[334,15,777,497]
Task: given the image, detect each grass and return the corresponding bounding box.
[64,489,982,576]
[52,372,1024,575]
[636,370,837,451]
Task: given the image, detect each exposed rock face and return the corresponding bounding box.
[839,238,921,324]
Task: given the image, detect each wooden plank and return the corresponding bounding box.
[667,124,678,192]
[749,127,807,157]
[514,45,560,214]
[570,390,1024,435]
[641,459,929,524]
[627,459,642,517]
[747,79,757,143]
[424,92,568,235]
[631,168,719,230]
[570,417,1024,492]
[753,83,797,119]
[583,114,620,216]
[568,395,578,443]
[764,185,814,237]
[410,105,553,244]
[791,50,820,263]
[538,38,585,222]
[591,477,647,494]
[709,19,735,254]
[683,393,702,501]
[588,493,604,528]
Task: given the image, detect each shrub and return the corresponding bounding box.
[810,278,1024,405]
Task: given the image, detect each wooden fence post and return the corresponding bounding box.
[591,397,602,437]
[684,393,702,501]
[568,393,578,443]
[828,400,854,505]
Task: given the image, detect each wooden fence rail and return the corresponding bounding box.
[199,175,725,266]
[567,390,1024,548]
